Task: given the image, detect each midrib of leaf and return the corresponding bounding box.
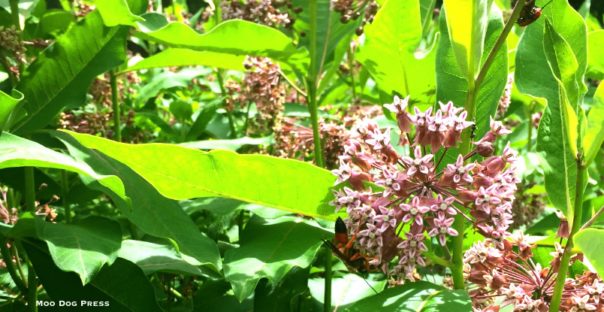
[13,15,122,132]
[557,85,575,221]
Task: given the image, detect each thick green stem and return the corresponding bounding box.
[9,0,19,30]
[24,167,35,212]
[549,160,586,312]
[307,82,324,168]
[324,250,332,312]
[109,70,121,142]
[216,70,237,138]
[0,241,27,295]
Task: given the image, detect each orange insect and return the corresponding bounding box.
[323,217,377,275]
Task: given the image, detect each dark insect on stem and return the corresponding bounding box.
[515,0,554,27]
[470,124,477,140]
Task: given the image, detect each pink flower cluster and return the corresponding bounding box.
[331,96,519,280]
[465,235,604,312]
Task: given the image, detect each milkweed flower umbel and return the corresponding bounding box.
[331,96,519,280]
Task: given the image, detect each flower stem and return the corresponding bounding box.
[24,167,35,212]
[549,158,586,312]
[216,70,237,138]
[109,70,121,142]
[324,250,332,312]
[0,240,27,295]
[307,81,324,168]
[27,261,37,312]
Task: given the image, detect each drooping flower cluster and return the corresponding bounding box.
[274,118,349,168]
[510,181,546,230]
[464,235,604,311]
[221,0,297,28]
[332,0,379,35]
[225,57,287,134]
[0,26,25,79]
[0,187,17,226]
[331,96,519,280]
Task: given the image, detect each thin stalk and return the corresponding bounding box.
[324,250,332,312]
[580,205,604,231]
[215,70,237,138]
[347,46,357,104]
[61,171,71,223]
[527,112,534,152]
[307,82,324,168]
[0,241,27,295]
[549,160,586,312]
[24,168,35,212]
[27,262,37,312]
[109,70,121,142]
[473,0,525,94]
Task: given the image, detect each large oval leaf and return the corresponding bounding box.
[62,130,337,219]
[0,89,23,131]
[575,228,604,279]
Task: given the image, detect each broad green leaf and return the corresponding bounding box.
[36,217,122,285]
[138,19,306,66]
[223,216,330,301]
[37,10,75,37]
[356,0,436,104]
[437,5,508,137]
[63,131,338,219]
[537,81,578,221]
[117,240,203,276]
[584,82,604,165]
[0,89,23,131]
[12,0,146,134]
[180,136,273,151]
[543,20,581,109]
[54,132,221,269]
[587,30,604,79]
[442,0,488,80]
[293,0,357,80]
[575,228,604,279]
[516,0,588,108]
[126,48,246,72]
[135,68,206,105]
[342,281,471,311]
[24,240,161,312]
[0,132,126,199]
[516,2,588,221]
[96,0,143,26]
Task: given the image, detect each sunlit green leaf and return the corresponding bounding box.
[583,82,604,165]
[62,130,337,219]
[0,89,23,131]
[12,0,147,134]
[357,0,436,104]
[126,48,246,72]
[575,228,604,279]
[587,30,604,79]
[96,0,143,26]
[442,0,488,80]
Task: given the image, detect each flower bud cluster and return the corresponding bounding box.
[332,0,379,35]
[274,118,348,168]
[222,0,297,28]
[331,96,519,280]
[465,235,604,311]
